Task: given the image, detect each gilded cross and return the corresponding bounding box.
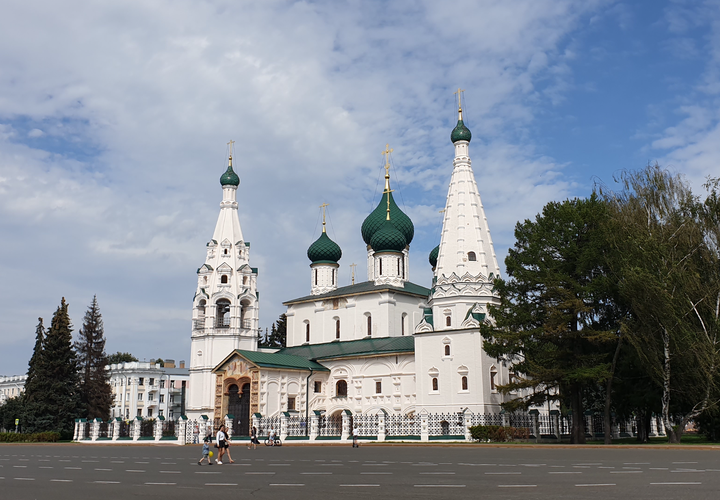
[350,263,357,285]
[320,202,329,232]
[381,143,393,178]
[453,88,465,110]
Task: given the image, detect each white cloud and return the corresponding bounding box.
[0,0,609,375]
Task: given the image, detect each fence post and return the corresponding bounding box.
[550,410,560,439]
[341,410,351,441]
[252,413,261,436]
[463,409,471,442]
[155,416,164,441]
[177,416,188,444]
[79,418,88,440]
[225,414,234,439]
[310,411,320,441]
[73,419,80,441]
[528,410,540,442]
[112,417,120,440]
[378,410,386,442]
[199,415,209,440]
[91,418,100,441]
[131,417,140,441]
[501,410,508,428]
[280,412,288,441]
[420,409,429,442]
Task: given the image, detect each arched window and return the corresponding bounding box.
[461,376,468,391]
[444,345,450,356]
[468,251,476,261]
[221,275,228,284]
[314,269,318,286]
[446,316,451,327]
[401,313,406,336]
[198,300,206,316]
[432,377,439,391]
[367,315,372,336]
[305,323,310,343]
[335,319,340,339]
[490,367,498,391]
[331,269,335,285]
[336,380,348,397]
[216,299,231,328]
[224,248,228,255]
[379,258,383,275]
[400,256,404,279]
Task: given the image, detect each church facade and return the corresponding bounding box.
[186,102,513,431]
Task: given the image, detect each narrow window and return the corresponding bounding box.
[468,251,476,261]
[314,381,322,393]
[462,376,468,391]
[432,377,438,391]
[379,258,383,275]
[314,269,318,285]
[367,315,372,336]
[401,256,404,279]
[243,276,247,285]
[221,275,228,284]
[287,397,296,411]
[224,248,228,255]
[490,369,497,390]
[446,316,451,327]
[336,319,340,339]
[397,257,400,274]
[444,345,450,356]
[336,380,348,397]
[332,269,335,285]
[139,377,144,386]
[401,314,406,336]
[305,323,310,343]
[375,381,382,394]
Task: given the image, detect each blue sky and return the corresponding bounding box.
[1,0,719,376]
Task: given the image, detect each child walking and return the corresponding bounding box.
[198,434,214,465]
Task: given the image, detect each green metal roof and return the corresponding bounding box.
[429,244,439,268]
[283,280,430,305]
[279,336,414,361]
[371,218,406,253]
[361,191,414,246]
[307,231,342,263]
[451,119,472,143]
[220,165,240,186]
[231,350,329,371]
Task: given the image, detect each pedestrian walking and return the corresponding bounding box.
[198,433,213,465]
[352,426,359,448]
[248,426,259,450]
[215,425,228,464]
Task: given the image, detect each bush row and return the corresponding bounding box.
[469,425,530,442]
[0,432,62,443]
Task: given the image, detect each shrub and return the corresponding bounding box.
[0,432,61,443]
[470,425,529,442]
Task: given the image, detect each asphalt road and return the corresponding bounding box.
[1,443,719,500]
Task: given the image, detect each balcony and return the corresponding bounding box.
[215,317,231,329]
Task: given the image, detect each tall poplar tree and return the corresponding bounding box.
[74,295,112,420]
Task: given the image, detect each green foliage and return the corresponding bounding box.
[481,195,620,443]
[74,295,112,420]
[469,425,529,442]
[0,432,61,443]
[262,313,287,348]
[107,352,138,364]
[23,298,82,435]
[0,396,25,431]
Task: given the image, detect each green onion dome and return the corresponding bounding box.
[220,165,240,186]
[451,119,472,143]
[307,231,342,264]
[429,244,439,268]
[361,191,414,246]
[370,219,407,253]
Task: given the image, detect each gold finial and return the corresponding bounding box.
[454,88,465,120]
[227,140,235,166]
[320,202,329,233]
[385,188,394,220]
[381,143,393,192]
[350,263,357,285]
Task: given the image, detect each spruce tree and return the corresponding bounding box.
[267,313,287,348]
[74,295,113,420]
[24,318,46,402]
[24,298,82,436]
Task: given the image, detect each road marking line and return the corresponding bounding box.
[673,462,698,464]
[160,471,181,473]
[611,471,642,474]
[270,484,305,486]
[14,478,35,481]
[13,466,27,468]
[111,461,124,463]
[549,472,582,474]
[574,463,601,466]
[125,470,145,472]
[50,479,73,482]
[340,484,380,487]
[649,468,669,470]
[39,467,53,469]
[485,472,521,475]
[498,485,536,488]
[205,483,238,486]
[672,470,704,473]
[625,463,650,465]
[94,481,120,484]
[268,464,291,466]
[245,472,275,475]
[195,471,221,474]
[576,484,616,487]
[301,472,332,475]
[160,462,176,465]
[82,460,99,463]
[420,472,455,475]
[95,468,112,471]
[146,482,176,485]
[135,462,149,464]
[414,484,466,488]
[64,467,82,470]
[361,472,392,475]
[651,482,701,485]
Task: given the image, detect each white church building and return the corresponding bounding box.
[186,101,513,433]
